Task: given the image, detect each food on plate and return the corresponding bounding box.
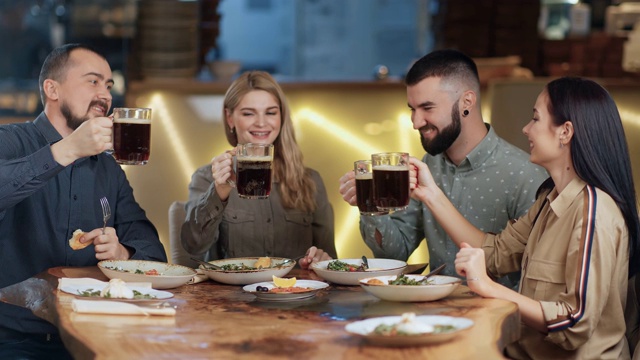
[366,278,385,285]
[104,265,163,276]
[100,279,134,299]
[220,263,256,271]
[254,257,271,268]
[68,229,90,250]
[251,276,311,293]
[327,259,367,272]
[372,313,455,336]
[138,269,159,276]
[387,274,433,286]
[272,275,297,288]
[75,279,158,300]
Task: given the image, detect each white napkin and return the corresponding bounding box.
[71,299,176,316]
[58,278,152,289]
[188,269,209,285]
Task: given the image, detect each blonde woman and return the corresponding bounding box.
[181,71,336,269]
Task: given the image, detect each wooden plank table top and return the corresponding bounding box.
[6,266,520,359]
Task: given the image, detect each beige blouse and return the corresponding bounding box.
[483,177,630,359]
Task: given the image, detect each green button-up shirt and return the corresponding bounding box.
[360,124,547,288]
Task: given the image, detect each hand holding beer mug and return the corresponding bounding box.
[354,160,388,215]
[372,152,410,212]
[236,143,274,199]
[112,107,152,165]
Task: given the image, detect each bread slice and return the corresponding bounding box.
[68,229,90,250]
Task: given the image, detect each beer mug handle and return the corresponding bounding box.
[227,154,237,187]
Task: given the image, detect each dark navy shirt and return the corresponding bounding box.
[0,113,167,333]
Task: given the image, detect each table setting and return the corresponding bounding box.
[0,256,520,359]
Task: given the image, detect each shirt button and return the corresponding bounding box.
[267,218,271,223]
[44,164,49,170]
[232,215,237,219]
[73,195,78,200]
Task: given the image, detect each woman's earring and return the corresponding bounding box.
[230,127,235,134]
[463,109,469,117]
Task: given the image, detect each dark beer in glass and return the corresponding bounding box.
[112,108,152,165]
[372,152,409,212]
[236,143,274,199]
[354,160,388,215]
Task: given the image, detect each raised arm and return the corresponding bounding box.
[409,156,486,248]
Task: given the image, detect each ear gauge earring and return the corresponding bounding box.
[463,109,469,117]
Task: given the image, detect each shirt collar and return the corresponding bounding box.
[33,112,63,145]
[548,177,587,217]
[446,123,497,170]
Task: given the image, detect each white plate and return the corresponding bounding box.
[345,315,474,346]
[359,275,461,302]
[200,257,295,285]
[98,260,197,289]
[242,280,329,301]
[59,284,173,302]
[310,259,406,285]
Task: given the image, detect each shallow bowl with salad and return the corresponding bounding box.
[345,313,474,346]
[201,257,295,285]
[359,274,461,302]
[98,260,197,289]
[310,258,406,286]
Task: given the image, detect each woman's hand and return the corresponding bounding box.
[408,156,437,203]
[210,149,237,201]
[338,171,357,206]
[298,246,332,269]
[454,242,494,297]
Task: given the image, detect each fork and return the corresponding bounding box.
[99,197,111,234]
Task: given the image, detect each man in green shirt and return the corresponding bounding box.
[339,49,547,288]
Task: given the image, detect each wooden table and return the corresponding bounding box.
[2,267,520,359]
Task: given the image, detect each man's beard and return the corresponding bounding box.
[420,101,462,155]
[60,100,108,130]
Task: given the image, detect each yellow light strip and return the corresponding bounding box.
[146,93,195,181]
[620,107,640,128]
[397,113,414,152]
[335,207,362,255]
[294,108,382,155]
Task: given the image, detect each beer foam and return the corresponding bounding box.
[237,155,272,162]
[113,117,151,124]
[355,173,373,180]
[373,165,408,171]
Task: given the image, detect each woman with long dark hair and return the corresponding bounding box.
[410,77,639,359]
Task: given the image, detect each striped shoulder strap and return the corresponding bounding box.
[547,185,597,332]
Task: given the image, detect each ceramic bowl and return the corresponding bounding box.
[98,260,197,289]
[310,258,406,286]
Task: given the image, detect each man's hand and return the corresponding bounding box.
[80,227,131,260]
[51,117,113,166]
[338,171,357,206]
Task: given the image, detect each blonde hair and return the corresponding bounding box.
[223,71,317,212]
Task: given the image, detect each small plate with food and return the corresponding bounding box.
[310,258,406,285]
[359,274,461,302]
[98,260,197,289]
[345,312,473,346]
[59,278,174,303]
[200,257,295,285]
[243,276,329,301]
